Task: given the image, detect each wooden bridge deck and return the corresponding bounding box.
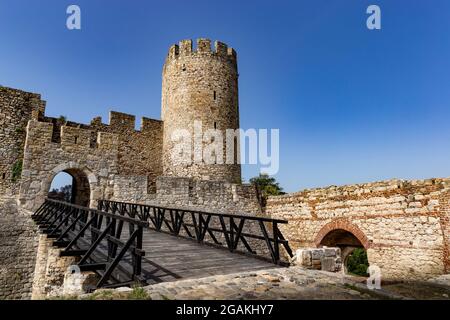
[121,228,278,285]
[33,199,289,289]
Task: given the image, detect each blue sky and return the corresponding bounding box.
[1,0,450,192]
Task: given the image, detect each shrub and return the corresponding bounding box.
[346,248,369,276]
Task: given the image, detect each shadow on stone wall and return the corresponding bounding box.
[0,198,39,299]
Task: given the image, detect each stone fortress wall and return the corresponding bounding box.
[19,117,119,211]
[111,175,262,215]
[0,87,45,197]
[5,85,258,214]
[0,42,258,298]
[0,198,39,299]
[1,38,449,298]
[266,178,450,280]
[0,88,44,299]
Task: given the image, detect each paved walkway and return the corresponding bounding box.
[85,267,415,300]
[140,267,387,300]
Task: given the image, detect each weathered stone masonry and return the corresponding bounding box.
[1,38,449,299]
[0,88,44,300]
[0,39,264,299]
[439,189,450,273]
[162,39,241,183]
[267,179,450,280]
[0,87,44,196]
[19,119,119,211]
[0,199,39,299]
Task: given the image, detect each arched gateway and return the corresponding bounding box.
[45,163,97,207]
[315,220,370,274]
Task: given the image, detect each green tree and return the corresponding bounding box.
[346,248,369,276]
[48,184,72,202]
[58,115,67,124]
[249,173,285,206]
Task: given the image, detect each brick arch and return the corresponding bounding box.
[314,219,371,249]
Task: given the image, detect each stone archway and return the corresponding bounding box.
[45,162,98,208]
[48,169,91,206]
[19,161,100,211]
[315,220,370,275]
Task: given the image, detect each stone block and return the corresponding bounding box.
[311,249,324,260]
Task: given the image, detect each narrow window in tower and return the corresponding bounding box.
[213,91,217,100]
[182,64,186,71]
[2,173,5,180]
[74,136,78,144]
[234,137,238,164]
[214,122,217,129]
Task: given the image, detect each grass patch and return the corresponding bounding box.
[11,160,22,182]
[15,127,24,134]
[128,287,149,300]
[83,290,117,300]
[47,295,79,300]
[81,287,151,300]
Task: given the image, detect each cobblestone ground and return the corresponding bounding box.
[84,267,444,300]
[140,267,395,300]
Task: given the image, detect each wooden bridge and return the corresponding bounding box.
[32,199,293,290]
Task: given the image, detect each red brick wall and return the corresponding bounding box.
[267,178,450,280]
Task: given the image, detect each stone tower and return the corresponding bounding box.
[161,39,241,183]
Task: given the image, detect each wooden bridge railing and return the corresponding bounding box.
[32,199,149,289]
[98,199,294,265]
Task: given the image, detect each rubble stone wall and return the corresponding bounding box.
[154,176,261,214]
[89,112,163,193]
[439,190,450,273]
[0,198,39,299]
[31,234,78,299]
[0,87,45,196]
[267,178,450,280]
[19,120,120,211]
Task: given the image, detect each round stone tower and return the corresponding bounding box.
[161,38,241,183]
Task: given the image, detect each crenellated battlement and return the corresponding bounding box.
[165,38,237,66]
[60,125,94,149]
[108,111,136,132]
[89,111,162,134]
[35,111,161,137]
[25,120,119,151]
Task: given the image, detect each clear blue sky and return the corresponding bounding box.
[1,0,450,192]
